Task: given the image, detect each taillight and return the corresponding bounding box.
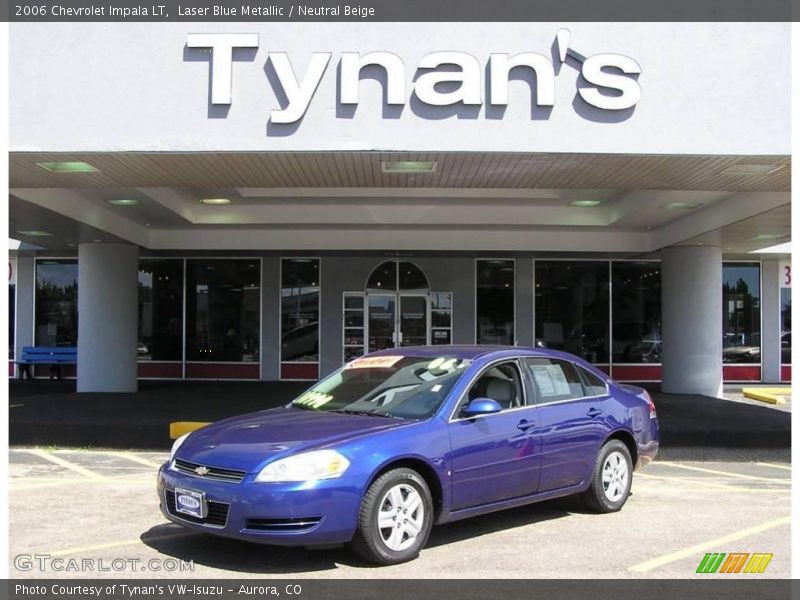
[643,390,656,418]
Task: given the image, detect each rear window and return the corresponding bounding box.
[580,367,608,396]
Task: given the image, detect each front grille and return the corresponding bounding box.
[173,458,246,483]
[165,490,229,527]
[244,517,322,532]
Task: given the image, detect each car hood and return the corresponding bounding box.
[175,407,408,473]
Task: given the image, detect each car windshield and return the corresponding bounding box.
[289,355,471,419]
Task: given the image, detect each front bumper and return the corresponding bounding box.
[157,464,363,546]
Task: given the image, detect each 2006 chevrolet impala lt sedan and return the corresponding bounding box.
[158,346,659,565]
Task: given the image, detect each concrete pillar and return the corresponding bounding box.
[13,256,35,374]
[77,243,138,392]
[661,246,723,396]
[515,259,534,347]
[761,258,782,383]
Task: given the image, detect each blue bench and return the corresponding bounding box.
[15,346,77,380]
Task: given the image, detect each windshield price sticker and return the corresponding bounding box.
[345,355,404,370]
[294,391,333,409]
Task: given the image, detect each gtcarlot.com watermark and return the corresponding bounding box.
[14,553,194,573]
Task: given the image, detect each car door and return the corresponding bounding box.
[524,358,607,493]
[447,360,540,511]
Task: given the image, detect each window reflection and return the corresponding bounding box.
[476,259,514,345]
[611,263,661,363]
[722,263,761,364]
[35,260,78,346]
[281,259,320,363]
[138,260,183,361]
[186,260,260,362]
[781,287,791,365]
[535,262,609,363]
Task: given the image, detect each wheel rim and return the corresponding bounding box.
[601,450,629,503]
[377,483,425,552]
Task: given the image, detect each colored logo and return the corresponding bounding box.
[696,553,773,574]
[177,496,200,510]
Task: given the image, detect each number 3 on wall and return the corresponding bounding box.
[783,264,791,287]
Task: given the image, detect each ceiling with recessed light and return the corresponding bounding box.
[8,151,791,256]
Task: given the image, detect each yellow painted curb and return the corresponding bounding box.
[742,388,790,405]
[169,421,211,439]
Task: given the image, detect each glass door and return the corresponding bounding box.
[367,295,396,352]
[399,295,429,346]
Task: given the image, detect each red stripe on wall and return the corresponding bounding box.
[281,363,319,380]
[722,365,762,382]
[138,362,183,378]
[34,364,77,378]
[611,365,662,381]
[185,363,260,379]
[781,365,791,382]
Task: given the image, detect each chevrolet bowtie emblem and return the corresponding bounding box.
[194,466,210,476]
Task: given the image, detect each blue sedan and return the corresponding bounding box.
[158,346,659,565]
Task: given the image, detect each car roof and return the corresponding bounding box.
[367,345,575,362]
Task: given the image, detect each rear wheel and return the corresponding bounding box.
[581,439,632,513]
[351,468,433,565]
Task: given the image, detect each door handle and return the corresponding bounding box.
[587,407,603,418]
[516,419,536,431]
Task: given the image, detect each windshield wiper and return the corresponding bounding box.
[330,408,397,418]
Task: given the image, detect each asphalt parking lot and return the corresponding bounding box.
[8,449,791,579]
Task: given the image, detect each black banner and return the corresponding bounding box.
[5,580,796,600]
[3,0,796,22]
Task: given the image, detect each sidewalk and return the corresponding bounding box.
[8,379,791,461]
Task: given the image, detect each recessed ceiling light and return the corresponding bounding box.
[751,233,788,241]
[381,161,437,174]
[36,161,98,173]
[16,230,53,237]
[663,202,700,210]
[200,198,232,205]
[569,200,602,207]
[108,199,139,206]
[719,164,785,175]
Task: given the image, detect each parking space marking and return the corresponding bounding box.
[655,461,791,484]
[635,472,790,494]
[102,451,163,469]
[628,515,790,573]
[48,531,195,558]
[756,462,792,472]
[25,449,106,481]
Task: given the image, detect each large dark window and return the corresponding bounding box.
[476,259,515,345]
[611,262,662,363]
[781,287,791,365]
[186,260,260,362]
[281,259,320,363]
[138,259,184,361]
[35,260,78,346]
[535,261,609,363]
[722,262,761,364]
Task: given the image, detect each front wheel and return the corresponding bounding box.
[351,468,433,565]
[581,439,633,513]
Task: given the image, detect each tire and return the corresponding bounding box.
[351,468,434,565]
[581,439,633,513]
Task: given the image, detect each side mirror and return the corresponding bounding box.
[461,398,502,418]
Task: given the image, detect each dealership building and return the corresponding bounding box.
[8,22,791,395]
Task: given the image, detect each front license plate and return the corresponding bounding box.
[174,487,206,519]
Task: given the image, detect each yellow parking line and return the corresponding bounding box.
[48,531,195,557]
[655,461,790,484]
[102,451,163,469]
[26,449,105,481]
[636,471,785,493]
[629,515,790,573]
[756,462,792,472]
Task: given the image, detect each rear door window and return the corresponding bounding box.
[579,367,609,396]
[524,358,586,403]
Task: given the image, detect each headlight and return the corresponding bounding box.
[169,433,190,462]
[255,449,350,483]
